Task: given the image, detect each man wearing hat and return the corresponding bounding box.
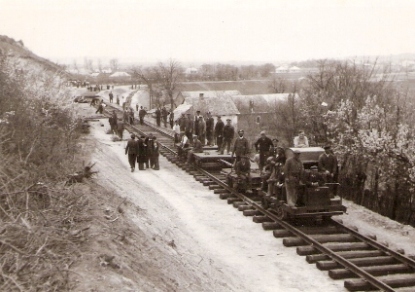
[232,129,250,161]
[284,149,304,206]
[205,112,214,146]
[214,116,224,149]
[221,118,234,154]
[194,110,202,136]
[254,130,274,172]
[318,145,338,183]
[125,134,138,172]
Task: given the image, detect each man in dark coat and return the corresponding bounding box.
[221,119,234,154]
[109,91,114,103]
[109,110,117,134]
[137,135,146,170]
[138,106,147,125]
[232,129,250,161]
[254,130,274,172]
[304,165,325,187]
[179,114,187,132]
[155,108,161,127]
[214,116,224,149]
[205,112,214,146]
[318,145,338,183]
[185,113,193,140]
[169,111,174,129]
[161,107,168,127]
[125,134,138,172]
[194,111,201,136]
[148,136,160,170]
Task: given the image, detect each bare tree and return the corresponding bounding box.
[153,59,183,109]
[131,66,157,108]
[83,57,93,72]
[268,75,287,93]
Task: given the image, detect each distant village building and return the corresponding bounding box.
[109,71,131,78]
[174,90,241,106]
[184,67,198,75]
[231,93,297,143]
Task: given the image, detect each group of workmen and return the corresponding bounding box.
[261,142,338,207]
[175,112,236,153]
[125,133,160,172]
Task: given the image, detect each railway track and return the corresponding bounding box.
[99,103,415,291]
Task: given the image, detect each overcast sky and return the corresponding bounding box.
[1,0,414,65]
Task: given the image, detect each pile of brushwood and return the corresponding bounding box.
[0,55,96,291]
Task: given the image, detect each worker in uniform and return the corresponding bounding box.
[305,165,325,187]
[234,156,252,193]
[293,130,309,148]
[186,134,203,166]
[318,145,338,183]
[221,119,234,155]
[185,113,193,140]
[197,116,206,145]
[214,116,224,149]
[109,110,117,134]
[194,111,201,136]
[254,130,274,172]
[109,91,114,103]
[232,129,250,161]
[284,149,304,206]
[125,134,138,172]
[138,106,147,125]
[205,112,214,146]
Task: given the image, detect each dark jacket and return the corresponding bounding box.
[233,137,250,157]
[318,153,337,174]
[206,117,214,134]
[215,120,224,137]
[254,136,273,153]
[125,139,138,155]
[223,124,234,140]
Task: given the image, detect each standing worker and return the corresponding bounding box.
[221,119,234,155]
[284,150,304,206]
[185,113,193,140]
[125,134,138,172]
[155,108,161,127]
[254,130,274,172]
[138,106,147,125]
[169,111,174,129]
[205,112,214,146]
[232,129,250,161]
[215,116,224,149]
[197,116,206,145]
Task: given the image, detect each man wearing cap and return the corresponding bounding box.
[125,134,138,172]
[318,145,338,183]
[221,119,234,154]
[254,130,274,172]
[284,149,304,206]
[205,112,214,146]
[214,116,224,149]
[194,111,201,136]
[305,165,325,187]
[232,129,250,161]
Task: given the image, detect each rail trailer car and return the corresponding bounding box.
[261,147,346,220]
